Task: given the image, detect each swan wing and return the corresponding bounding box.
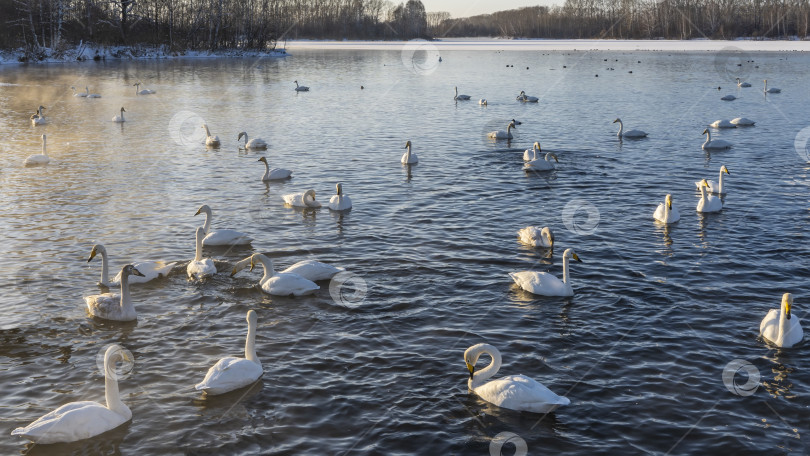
[509,271,568,296]
[187,259,216,278]
[12,401,128,444]
[112,261,177,284]
[282,260,342,281]
[261,273,319,296]
[517,226,544,247]
[267,168,293,180]
[202,229,252,246]
[475,375,569,413]
[195,357,262,395]
[85,293,131,320]
[328,195,352,211]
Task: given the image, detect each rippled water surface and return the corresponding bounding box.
[1,47,809,455]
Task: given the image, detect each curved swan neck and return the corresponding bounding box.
[200,207,212,234]
[699,184,707,202]
[254,254,275,282]
[245,315,259,362]
[104,352,130,416]
[99,247,110,285]
[119,270,134,315]
[703,130,712,146]
[204,125,212,137]
[261,158,270,175]
[469,346,502,389]
[617,120,623,136]
[194,229,204,261]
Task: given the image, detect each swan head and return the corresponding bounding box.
[702,128,709,135]
[104,344,132,370]
[541,227,555,248]
[258,156,268,164]
[700,179,710,188]
[247,309,257,326]
[782,293,793,320]
[464,343,498,379]
[133,82,140,87]
[303,189,319,207]
[563,248,582,263]
[120,107,126,113]
[248,253,271,272]
[336,183,343,195]
[665,194,673,210]
[87,244,107,262]
[405,140,411,148]
[511,119,522,125]
[121,264,145,278]
[194,204,212,216]
[613,118,621,124]
[533,141,541,151]
[721,165,730,175]
[547,153,559,163]
[238,131,247,141]
[508,121,516,129]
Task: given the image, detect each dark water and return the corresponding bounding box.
[1,47,809,455]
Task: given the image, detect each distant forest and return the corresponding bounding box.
[1,0,808,57]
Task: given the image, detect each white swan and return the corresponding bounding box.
[11,345,132,444]
[71,86,87,97]
[524,152,558,171]
[701,128,732,150]
[653,194,680,224]
[238,131,268,150]
[203,124,220,148]
[517,226,554,248]
[696,179,723,213]
[87,244,176,286]
[523,142,541,161]
[187,227,217,279]
[613,118,647,138]
[282,189,321,208]
[84,265,144,321]
[30,105,46,125]
[112,107,126,123]
[294,80,309,92]
[464,343,569,413]
[328,183,352,211]
[760,293,803,348]
[85,86,101,98]
[195,310,263,395]
[763,79,781,93]
[133,82,155,95]
[478,99,487,106]
[709,119,735,129]
[731,117,755,126]
[195,204,253,246]
[258,156,292,181]
[509,248,582,297]
[721,94,736,101]
[488,121,517,140]
[694,165,730,195]
[736,78,751,88]
[516,90,539,102]
[231,256,342,282]
[231,253,319,296]
[24,134,50,166]
[401,140,418,164]
[454,86,471,101]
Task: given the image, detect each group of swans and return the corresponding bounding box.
[23,134,49,166]
[87,243,176,287]
[30,105,46,125]
[730,79,780,94]
[654,165,730,223]
[516,90,538,102]
[282,184,352,211]
[523,144,558,171]
[70,86,101,98]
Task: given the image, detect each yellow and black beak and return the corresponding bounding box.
[667,199,672,210]
[132,268,145,277]
[572,253,583,263]
[725,168,731,175]
[249,257,255,272]
[87,249,97,263]
[466,362,475,379]
[194,208,201,216]
[786,300,792,320]
[552,154,559,163]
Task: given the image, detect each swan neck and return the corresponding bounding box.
[777,305,789,345]
[617,120,623,136]
[194,231,204,261]
[119,272,134,315]
[470,347,502,389]
[245,319,259,362]
[255,255,275,283]
[100,248,110,285]
[718,168,724,191]
[201,209,211,235]
[562,254,570,284]
[42,137,47,156]
[262,158,270,176]
[705,130,712,143]
[104,355,129,416]
[204,125,211,137]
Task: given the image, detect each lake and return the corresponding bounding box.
[1,44,809,455]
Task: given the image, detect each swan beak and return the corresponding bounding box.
[667,200,672,210]
[194,208,201,216]
[132,268,145,277]
[466,362,475,379]
[786,300,792,320]
[230,267,238,277]
[572,253,583,263]
[725,168,731,175]
[552,154,559,163]
[249,258,255,272]
[87,249,97,262]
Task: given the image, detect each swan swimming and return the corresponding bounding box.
[653,194,680,224]
[231,253,319,296]
[187,227,217,279]
[87,244,176,286]
[112,107,126,123]
[402,140,418,164]
[517,226,554,248]
[294,80,310,91]
[696,179,723,213]
[30,105,46,125]
[258,156,292,180]
[478,99,487,106]
[232,256,342,282]
[736,78,751,88]
[282,189,321,208]
[720,94,736,101]
[11,345,133,444]
[328,183,352,211]
[85,86,101,98]
[701,128,732,150]
[709,119,735,129]
[760,293,803,348]
[195,204,253,246]
[509,248,582,297]
[24,134,50,166]
[488,121,517,140]
[694,165,730,195]
[203,124,220,148]
[523,142,541,161]
[613,118,647,138]
[516,91,539,102]
[71,86,87,97]
[454,86,471,101]
[524,152,558,171]
[84,265,144,321]
[730,117,755,126]
[195,310,263,395]
[763,79,781,93]
[464,343,570,413]
[238,131,268,150]
[133,82,155,95]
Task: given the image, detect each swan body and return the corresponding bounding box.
[653,194,680,224]
[517,226,554,248]
[516,91,539,102]
[282,189,321,208]
[613,118,647,138]
[84,265,144,321]
[24,135,50,166]
[454,86,471,101]
[464,343,569,414]
[694,165,730,195]
[760,293,803,348]
[478,99,487,106]
[294,80,309,92]
[763,79,781,93]
[195,204,252,246]
[523,142,541,161]
[11,345,132,444]
[524,152,558,171]
[196,310,263,395]
[232,253,319,297]
[701,128,732,150]
[736,78,751,88]
[85,86,101,98]
[509,248,582,297]
[328,183,352,211]
[488,121,517,140]
[133,82,155,95]
[282,260,343,281]
[238,131,267,150]
[258,156,292,180]
[187,227,217,279]
[731,117,755,126]
[71,86,87,97]
[721,94,736,101]
[402,140,418,164]
[87,244,176,286]
[30,105,46,125]
[696,180,723,213]
[709,119,735,129]
[112,107,126,123]
[203,124,220,147]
